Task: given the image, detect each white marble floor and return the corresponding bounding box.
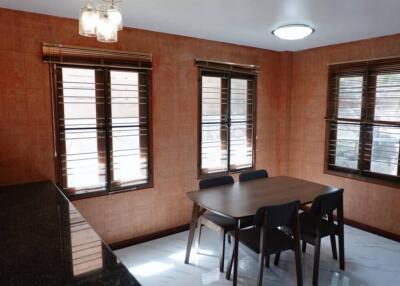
[115,225,400,286]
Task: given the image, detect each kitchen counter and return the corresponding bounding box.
[0,181,140,285]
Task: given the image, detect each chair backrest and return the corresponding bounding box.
[310,189,344,217]
[199,175,234,190]
[239,169,268,182]
[254,200,300,229]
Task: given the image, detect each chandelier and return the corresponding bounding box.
[79,0,123,43]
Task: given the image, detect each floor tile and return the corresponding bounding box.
[115,225,400,286]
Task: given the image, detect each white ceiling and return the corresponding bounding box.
[1,0,400,51]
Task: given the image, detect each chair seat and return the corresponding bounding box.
[202,211,254,229]
[202,211,236,228]
[299,212,337,239]
[230,227,293,255]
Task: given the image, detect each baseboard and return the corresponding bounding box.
[302,204,400,242]
[109,217,400,251]
[343,218,400,242]
[110,224,190,250]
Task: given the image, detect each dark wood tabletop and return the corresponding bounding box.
[186,176,339,219]
[185,176,342,286]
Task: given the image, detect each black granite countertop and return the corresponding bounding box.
[0,181,141,286]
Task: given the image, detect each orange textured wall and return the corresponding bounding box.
[1,7,399,244]
[288,34,400,236]
[0,8,289,243]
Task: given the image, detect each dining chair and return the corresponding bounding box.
[197,175,236,272]
[226,200,303,286]
[299,189,345,286]
[239,169,268,182]
[239,168,271,266]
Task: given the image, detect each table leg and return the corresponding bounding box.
[338,194,345,270]
[226,219,240,286]
[184,203,200,264]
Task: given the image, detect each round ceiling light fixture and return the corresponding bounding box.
[272,24,314,40]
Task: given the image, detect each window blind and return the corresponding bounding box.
[326,57,400,184]
[44,43,152,197]
[197,59,257,176]
[43,43,152,69]
[195,59,259,75]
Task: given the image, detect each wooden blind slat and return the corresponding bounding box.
[195,59,259,75]
[43,43,152,70]
[326,56,400,184]
[199,70,256,175]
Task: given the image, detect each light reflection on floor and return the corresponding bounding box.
[115,225,400,286]
[130,261,174,277]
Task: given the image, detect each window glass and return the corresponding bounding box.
[334,123,360,169]
[370,126,400,176]
[200,74,255,175]
[110,71,148,187]
[62,68,104,191]
[58,66,151,195]
[230,79,253,169]
[337,76,363,119]
[201,76,228,173]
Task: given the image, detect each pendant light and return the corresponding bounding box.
[79,0,123,42]
[96,9,118,43]
[79,3,99,37]
[107,4,123,31]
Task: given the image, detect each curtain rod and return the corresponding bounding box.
[195,58,260,70]
[328,54,400,66]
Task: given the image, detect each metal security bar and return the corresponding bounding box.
[53,65,152,197]
[326,57,400,185]
[199,68,256,176]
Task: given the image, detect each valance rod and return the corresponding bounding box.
[195,58,259,75]
[42,43,152,70]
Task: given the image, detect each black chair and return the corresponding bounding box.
[197,175,236,272]
[239,169,271,265]
[299,189,345,286]
[239,169,268,182]
[227,200,303,286]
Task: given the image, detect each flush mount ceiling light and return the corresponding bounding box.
[79,0,123,43]
[272,24,314,40]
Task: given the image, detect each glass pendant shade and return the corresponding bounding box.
[108,5,123,31]
[96,11,118,43]
[79,3,98,37]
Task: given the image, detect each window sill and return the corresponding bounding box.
[198,166,255,180]
[324,168,400,189]
[67,183,154,201]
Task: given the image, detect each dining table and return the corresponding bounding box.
[184,176,344,286]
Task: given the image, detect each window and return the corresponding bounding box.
[198,61,257,176]
[326,59,400,185]
[44,44,152,197]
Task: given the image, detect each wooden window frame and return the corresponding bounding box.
[198,68,257,178]
[51,63,153,200]
[324,59,400,188]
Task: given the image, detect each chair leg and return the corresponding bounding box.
[265,255,270,268]
[302,241,307,253]
[294,245,303,286]
[257,253,265,286]
[312,237,321,286]
[274,252,280,266]
[330,233,338,260]
[219,230,226,272]
[338,196,345,270]
[227,244,234,280]
[339,231,345,270]
[196,224,203,253]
